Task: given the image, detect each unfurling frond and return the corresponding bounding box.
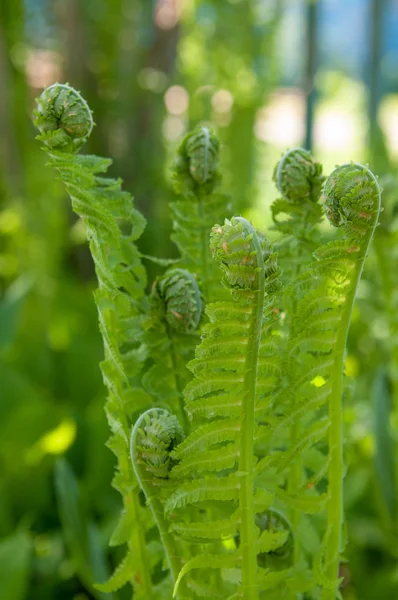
[153,268,202,333]
[34,83,94,152]
[271,148,324,283]
[131,408,185,481]
[173,126,221,197]
[130,409,189,599]
[168,216,285,598]
[273,147,324,204]
[34,83,154,598]
[171,127,231,302]
[322,162,381,237]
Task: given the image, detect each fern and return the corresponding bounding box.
[268,148,325,566]
[171,126,231,302]
[317,163,381,597]
[168,216,284,598]
[142,268,202,428]
[273,163,381,597]
[34,84,382,600]
[34,83,155,598]
[272,147,324,277]
[130,408,189,599]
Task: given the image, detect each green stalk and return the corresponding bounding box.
[165,321,190,432]
[237,218,265,600]
[128,490,154,596]
[198,195,210,301]
[323,217,379,600]
[288,207,310,565]
[373,235,398,531]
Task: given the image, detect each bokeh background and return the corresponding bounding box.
[1,1,398,599]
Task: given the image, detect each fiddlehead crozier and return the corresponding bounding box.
[170,126,231,302]
[130,408,189,599]
[34,83,153,597]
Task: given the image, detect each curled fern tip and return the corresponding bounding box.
[173,125,221,196]
[153,268,202,333]
[322,162,381,236]
[34,83,94,152]
[131,408,185,480]
[274,147,324,203]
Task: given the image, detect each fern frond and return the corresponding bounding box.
[142,268,202,426]
[95,549,135,593]
[166,474,241,513]
[171,419,241,459]
[269,163,381,598]
[130,408,189,598]
[169,512,240,541]
[271,148,324,280]
[173,554,240,598]
[166,217,284,598]
[317,163,381,599]
[171,126,231,301]
[34,84,154,598]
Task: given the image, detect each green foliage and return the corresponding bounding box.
[0,528,31,600]
[30,81,390,600]
[54,460,112,600]
[170,126,231,302]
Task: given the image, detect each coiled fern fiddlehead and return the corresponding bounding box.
[318,163,381,598]
[171,126,231,302]
[272,147,324,274]
[143,268,202,428]
[272,148,325,566]
[130,408,189,598]
[153,268,202,334]
[34,83,154,597]
[167,217,283,599]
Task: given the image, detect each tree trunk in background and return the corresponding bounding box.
[0,15,24,197]
[304,0,318,152]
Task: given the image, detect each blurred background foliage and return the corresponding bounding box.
[0,0,398,598]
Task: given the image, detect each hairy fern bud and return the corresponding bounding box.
[34,83,94,152]
[173,126,221,197]
[131,408,185,480]
[153,268,202,333]
[210,217,279,291]
[322,163,381,236]
[273,147,324,203]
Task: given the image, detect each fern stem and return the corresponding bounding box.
[373,236,398,524]
[322,175,380,598]
[198,196,210,301]
[166,322,189,432]
[237,218,265,600]
[323,267,363,598]
[288,208,311,565]
[324,259,370,598]
[128,490,154,596]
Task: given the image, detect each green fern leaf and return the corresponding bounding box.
[95,550,134,593]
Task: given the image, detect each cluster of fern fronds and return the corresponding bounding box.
[34,84,381,600]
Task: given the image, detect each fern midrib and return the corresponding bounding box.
[288,205,311,566]
[373,234,398,523]
[128,489,154,596]
[238,220,266,600]
[323,242,376,599]
[165,321,189,431]
[198,196,210,301]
